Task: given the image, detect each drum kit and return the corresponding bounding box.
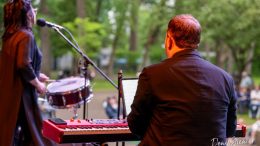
[44,76,93,119]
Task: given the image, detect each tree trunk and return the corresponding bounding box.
[129,0,139,52]
[95,0,102,22]
[107,3,128,77]
[76,0,86,18]
[139,27,160,70]
[227,49,234,73]
[107,18,126,77]
[215,41,228,70]
[39,0,52,76]
[72,0,86,75]
[230,42,255,85]
[245,42,255,74]
[204,43,211,61]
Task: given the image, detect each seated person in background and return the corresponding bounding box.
[104,96,119,119]
[250,117,260,144]
[240,71,254,90]
[237,86,250,114]
[250,85,260,119]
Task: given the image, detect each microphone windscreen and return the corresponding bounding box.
[37,18,46,27]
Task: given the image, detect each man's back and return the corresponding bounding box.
[128,49,237,146]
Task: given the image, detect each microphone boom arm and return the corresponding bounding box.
[53,27,118,89]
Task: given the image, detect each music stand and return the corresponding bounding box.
[117,70,139,146]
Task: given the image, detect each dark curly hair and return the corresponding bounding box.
[2,0,33,39]
[167,14,201,49]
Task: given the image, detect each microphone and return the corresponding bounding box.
[37,18,64,29]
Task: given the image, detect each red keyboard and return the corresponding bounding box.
[42,118,139,143]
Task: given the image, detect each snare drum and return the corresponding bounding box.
[46,77,93,108]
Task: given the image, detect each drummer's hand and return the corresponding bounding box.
[36,82,47,94]
[39,73,49,82]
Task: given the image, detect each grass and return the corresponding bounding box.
[91,79,117,91]
[90,71,138,91]
[237,112,257,126]
[253,76,260,85]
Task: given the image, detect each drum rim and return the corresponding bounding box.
[46,77,90,94]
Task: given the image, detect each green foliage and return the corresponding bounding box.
[200,0,260,48]
[65,18,106,50]
[253,76,260,85]
[115,48,141,71]
[115,48,128,58]
[52,17,107,59]
[47,0,77,22]
[126,51,141,71]
[149,44,165,63]
[2,0,259,76]
[252,59,260,77]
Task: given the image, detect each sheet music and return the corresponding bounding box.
[122,79,138,116]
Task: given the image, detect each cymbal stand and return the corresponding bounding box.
[79,59,89,119]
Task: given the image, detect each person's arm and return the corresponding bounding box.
[226,79,238,137]
[127,68,154,138]
[16,34,46,94]
[250,91,260,101]
[29,77,46,94]
[39,73,49,82]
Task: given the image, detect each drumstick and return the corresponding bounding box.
[45,79,58,82]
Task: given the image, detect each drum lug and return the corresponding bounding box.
[79,92,82,100]
[62,96,66,106]
[49,96,53,105]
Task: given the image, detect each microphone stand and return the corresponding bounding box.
[53,27,118,120]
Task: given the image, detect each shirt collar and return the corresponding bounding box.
[167,49,202,61]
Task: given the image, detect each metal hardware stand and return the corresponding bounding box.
[117,70,126,146]
[53,27,118,119]
[52,28,119,146]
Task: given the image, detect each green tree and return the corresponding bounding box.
[175,0,260,82]
[139,0,168,70]
[200,0,260,82]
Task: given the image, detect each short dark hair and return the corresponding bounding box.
[3,0,32,38]
[167,14,201,49]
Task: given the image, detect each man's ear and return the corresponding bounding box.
[168,38,172,50]
[166,36,173,50]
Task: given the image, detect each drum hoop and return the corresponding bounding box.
[46,85,87,96]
